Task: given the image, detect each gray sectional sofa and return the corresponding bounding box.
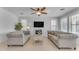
[7,31,30,46]
[48,31,78,50]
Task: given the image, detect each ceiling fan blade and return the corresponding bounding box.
[41,12,47,14]
[30,8,36,11]
[41,7,46,11]
[37,8,40,11]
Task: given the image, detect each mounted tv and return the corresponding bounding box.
[34,21,44,27]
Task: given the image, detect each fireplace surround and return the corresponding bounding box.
[35,29,42,35]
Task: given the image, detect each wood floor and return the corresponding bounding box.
[0,36,79,51]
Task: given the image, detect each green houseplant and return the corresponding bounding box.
[15,22,23,31]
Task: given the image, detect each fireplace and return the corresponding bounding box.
[35,29,42,35]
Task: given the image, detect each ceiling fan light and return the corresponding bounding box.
[36,11,41,15]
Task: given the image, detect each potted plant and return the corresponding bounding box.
[15,22,23,31]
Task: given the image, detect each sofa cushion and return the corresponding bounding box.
[23,31,30,35]
[48,31,58,37]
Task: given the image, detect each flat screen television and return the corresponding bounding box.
[34,21,44,27]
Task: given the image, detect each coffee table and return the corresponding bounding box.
[30,35,43,43]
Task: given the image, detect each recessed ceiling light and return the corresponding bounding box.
[60,8,65,11]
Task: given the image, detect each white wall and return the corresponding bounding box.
[0,8,18,42]
[27,17,50,37]
[0,8,18,34]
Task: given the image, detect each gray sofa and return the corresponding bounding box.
[7,31,30,46]
[48,31,78,50]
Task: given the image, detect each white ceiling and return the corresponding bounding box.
[2,7,78,18]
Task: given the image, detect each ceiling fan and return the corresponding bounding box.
[30,7,47,16]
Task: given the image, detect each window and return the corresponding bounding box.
[69,14,79,33]
[51,20,57,31]
[20,19,27,30]
[60,14,79,33]
[76,16,79,32]
[60,17,68,32]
